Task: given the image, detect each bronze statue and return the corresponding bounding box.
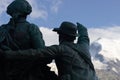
[0,0,57,80]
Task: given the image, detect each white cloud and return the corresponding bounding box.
[40,27,59,46]
[88,26,120,42]
[27,0,48,19]
[27,0,63,19]
[50,0,62,13]
[30,8,48,19]
[0,0,13,15]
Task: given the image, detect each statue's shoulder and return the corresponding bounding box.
[0,24,8,30]
[0,24,8,33]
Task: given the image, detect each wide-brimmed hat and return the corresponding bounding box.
[53,21,78,37]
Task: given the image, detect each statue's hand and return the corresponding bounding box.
[77,22,85,33]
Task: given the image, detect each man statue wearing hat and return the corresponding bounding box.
[0,0,57,80]
[1,21,97,80]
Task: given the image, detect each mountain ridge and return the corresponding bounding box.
[90,38,120,80]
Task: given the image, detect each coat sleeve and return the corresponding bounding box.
[5,45,59,60]
[76,22,90,46]
[76,23,91,58]
[29,24,45,49]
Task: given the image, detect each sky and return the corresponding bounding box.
[0,0,120,28]
[0,0,120,45]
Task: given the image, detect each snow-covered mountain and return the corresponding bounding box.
[90,38,120,80]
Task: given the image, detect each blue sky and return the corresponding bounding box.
[0,0,120,28]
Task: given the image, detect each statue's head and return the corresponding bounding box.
[53,21,78,37]
[7,0,32,18]
[53,21,78,43]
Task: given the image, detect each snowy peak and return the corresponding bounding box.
[90,38,120,71]
[90,38,120,61]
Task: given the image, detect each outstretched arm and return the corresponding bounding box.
[2,45,59,60]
